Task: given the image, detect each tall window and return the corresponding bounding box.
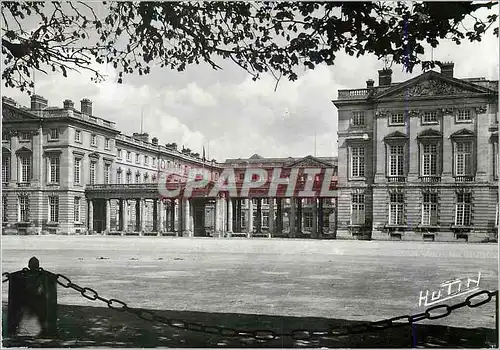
[74,158,81,184]
[136,153,140,164]
[389,191,404,225]
[90,161,96,185]
[19,196,29,222]
[240,211,246,228]
[49,196,59,222]
[117,148,122,158]
[2,155,10,183]
[19,155,31,183]
[104,164,111,184]
[421,192,438,226]
[351,193,365,225]
[352,111,365,126]
[91,134,97,146]
[455,192,472,226]
[350,146,365,177]
[49,155,60,183]
[49,128,59,140]
[388,144,404,176]
[126,172,131,184]
[74,197,81,222]
[75,130,81,142]
[144,156,149,165]
[105,138,111,150]
[496,196,499,227]
[126,151,131,162]
[455,141,473,176]
[144,173,149,183]
[117,170,122,184]
[422,144,439,176]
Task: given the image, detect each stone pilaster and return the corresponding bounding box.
[227,198,233,237]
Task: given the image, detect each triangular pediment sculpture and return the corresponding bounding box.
[374,71,495,100]
[286,155,334,168]
[15,146,32,154]
[2,104,38,121]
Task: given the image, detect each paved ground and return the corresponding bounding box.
[1,236,498,347]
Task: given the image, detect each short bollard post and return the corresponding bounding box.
[7,257,58,337]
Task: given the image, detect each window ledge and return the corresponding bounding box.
[17,182,31,187]
[47,139,59,142]
[349,177,367,181]
[422,121,439,125]
[46,222,59,226]
[47,182,60,186]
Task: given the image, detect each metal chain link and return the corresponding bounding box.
[4,269,498,342]
[2,272,10,283]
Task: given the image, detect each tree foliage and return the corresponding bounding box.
[2,1,498,94]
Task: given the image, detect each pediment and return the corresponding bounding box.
[2,104,38,121]
[374,71,495,100]
[88,151,100,159]
[417,129,442,139]
[384,131,408,141]
[2,146,11,153]
[287,155,332,168]
[15,146,32,154]
[450,128,475,139]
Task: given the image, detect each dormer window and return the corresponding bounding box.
[20,132,31,141]
[351,111,365,127]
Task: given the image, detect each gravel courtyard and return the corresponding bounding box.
[2,236,497,333]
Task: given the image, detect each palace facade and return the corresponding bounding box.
[333,62,498,242]
[1,95,338,237]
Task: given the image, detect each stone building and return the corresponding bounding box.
[333,63,498,242]
[1,95,220,235]
[1,95,338,237]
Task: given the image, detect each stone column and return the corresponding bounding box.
[297,198,303,234]
[214,198,220,234]
[227,198,233,237]
[312,198,318,238]
[105,199,111,234]
[189,199,194,237]
[232,199,237,234]
[183,198,191,236]
[123,200,129,234]
[221,197,227,237]
[290,198,296,237]
[276,198,282,234]
[139,199,146,235]
[88,199,94,234]
[247,199,254,237]
[318,198,324,236]
[268,198,275,238]
[171,199,176,234]
[157,199,164,235]
[256,199,262,233]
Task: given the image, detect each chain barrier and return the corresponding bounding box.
[2,269,498,342]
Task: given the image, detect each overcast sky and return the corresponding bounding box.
[2,8,498,162]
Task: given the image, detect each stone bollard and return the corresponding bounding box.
[7,257,58,338]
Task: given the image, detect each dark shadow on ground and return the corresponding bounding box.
[2,303,497,348]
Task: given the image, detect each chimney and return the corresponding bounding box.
[439,62,454,78]
[152,137,158,146]
[30,94,48,110]
[366,79,375,88]
[132,132,149,143]
[2,96,16,106]
[80,98,92,115]
[378,68,393,86]
[63,99,74,109]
